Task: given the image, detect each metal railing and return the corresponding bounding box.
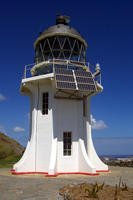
[22,59,101,85]
[23,63,35,79]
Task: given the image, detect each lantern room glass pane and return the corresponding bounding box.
[35,36,86,63]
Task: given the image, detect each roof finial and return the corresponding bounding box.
[56,14,70,25]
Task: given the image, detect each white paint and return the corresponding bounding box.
[48,138,57,175]
[79,139,96,173]
[14,73,108,174]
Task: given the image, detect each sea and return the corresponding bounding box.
[100,155,133,159]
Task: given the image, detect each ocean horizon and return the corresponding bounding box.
[100,154,133,158]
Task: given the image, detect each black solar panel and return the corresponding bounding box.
[54,67,97,92]
[77,84,96,91]
[56,82,76,90]
[74,70,92,78]
[76,77,94,84]
[56,75,75,82]
[55,68,73,76]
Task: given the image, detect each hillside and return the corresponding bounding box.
[0,132,25,168]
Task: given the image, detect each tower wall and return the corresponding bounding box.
[35,80,53,172]
[55,99,81,172]
[14,76,108,174]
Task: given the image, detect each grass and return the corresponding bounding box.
[0,155,22,168]
[0,132,24,168]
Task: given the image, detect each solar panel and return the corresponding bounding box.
[76,77,94,84]
[77,84,96,91]
[74,70,92,78]
[55,68,73,76]
[56,82,76,90]
[54,67,97,92]
[56,75,75,82]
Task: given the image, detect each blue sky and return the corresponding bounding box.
[0,0,133,155]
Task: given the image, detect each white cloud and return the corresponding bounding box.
[0,93,6,101]
[91,115,108,130]
[0,125,6,134]
[13,126,25,132]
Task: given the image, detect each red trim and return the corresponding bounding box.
[46,172,99,177]
[10,169,15,172]
[12,171,48,175]
[12,171,99,176]
[96,170,110,172]
[45,174,58,177]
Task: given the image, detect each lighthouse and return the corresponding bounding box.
[13,15,108,176]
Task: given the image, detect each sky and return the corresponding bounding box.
[0,0,133,155]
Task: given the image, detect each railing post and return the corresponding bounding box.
[53,61,55,73]
[100,73,102,85]
[24,66,26,79]
[88,62,90,71]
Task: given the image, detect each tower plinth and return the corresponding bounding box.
[13,15,108,176]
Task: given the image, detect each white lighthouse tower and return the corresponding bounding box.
[13,15,108,176]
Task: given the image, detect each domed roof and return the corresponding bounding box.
[41,24,81,37]
[34,15,87,49]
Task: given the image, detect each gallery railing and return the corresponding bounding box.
[22,59,101,85]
